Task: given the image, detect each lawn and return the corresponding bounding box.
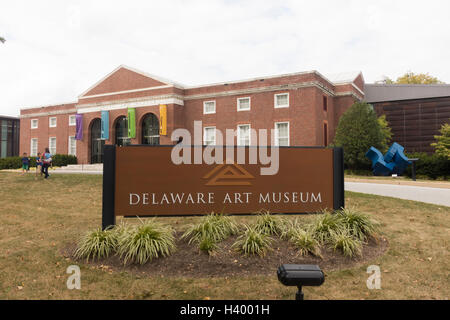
[0,172,448,300]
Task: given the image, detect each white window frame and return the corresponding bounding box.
[203,126,216,146]
[237,124,251,146]
[31,119,38,129]
[68,136,76,156]
[49,137,56,155]
[275,121,290,146]
[49,117,57,128]
[274,93,289,109]
[237,97,251,111]
[30,138,38,157]
[203,100,216,114]
[69,115,76,126]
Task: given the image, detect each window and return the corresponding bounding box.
[49,117,57,128]
[49,137,56,155]
[31,119,38,129]
[69,115,76,126]
[274,93,289,108]
[237,97,251,111]
[30,138,38,156]
[275,122,289,146]
[323,96,328,112]
[203,127,216,145]
[323,122,328,146]
[237,124,251,146]
[203,101,216,114]
[68,136,76,156]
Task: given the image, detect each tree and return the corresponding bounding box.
[0,37,5,44]
[431,122,450,160]
[378,114,392,153]
[333,102,386,169]
[383,71,444,84]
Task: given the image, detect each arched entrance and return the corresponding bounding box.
[90,118,105,163]
[115,116,131,146]
[142,113,160,145]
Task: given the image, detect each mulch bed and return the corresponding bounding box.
[62,232,389,278]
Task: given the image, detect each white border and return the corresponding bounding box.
[203,100,216,114]
[275,121,290,146]
[49,117,57,128]
[30,138,38,156]
[49,137,56,155]
[274,93,289,108]
[237,97,251,111]
[69,115,76,126]
[203,126,216,145]
[31,119,38,129]
[237,124,251,146]
[68,136,76,156]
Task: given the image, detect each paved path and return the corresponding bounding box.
[345,182,450,207]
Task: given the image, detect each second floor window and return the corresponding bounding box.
[49,117,57,128]
[237,97,251,111]
[275,93,289,108]
[203,101,216,114]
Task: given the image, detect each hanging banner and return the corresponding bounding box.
[127,108,136,139]
[75,114,83,140]
[101,110,109,140]
[159,104,167,136]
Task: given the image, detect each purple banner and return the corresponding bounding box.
[75,114,83,140]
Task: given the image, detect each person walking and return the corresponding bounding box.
[21,152,30,174]
[41,148,52,179]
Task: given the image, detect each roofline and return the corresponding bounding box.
[77,65,187,98]
[366,95,450,104]
[20,101,78,112]
[0,115,20,120]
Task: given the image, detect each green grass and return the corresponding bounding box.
[0,172,449,299]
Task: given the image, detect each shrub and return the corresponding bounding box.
[0,154,77,170]
[279,218,305,240]
[404,152,450,180]
[309,212,344,244]
[232,225,272,257]
[253,211,284,236]
[431,122,450,160]
[329,228,362,258]
[198,236,218,255]
[333,102,389,170]
[288,228,322,258]
[182,213,239,245]
[51,154,77,167]
[74,227,119,262]
[117,220,175,265]
[337,208,379,241]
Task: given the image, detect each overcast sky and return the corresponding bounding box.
[1,0,449,117]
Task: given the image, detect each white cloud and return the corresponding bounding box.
[1,0,449,116]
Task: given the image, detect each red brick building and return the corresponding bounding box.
[19,65,364,164]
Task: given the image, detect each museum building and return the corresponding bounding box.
[19,65,366,164]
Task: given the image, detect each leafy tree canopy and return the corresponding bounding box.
[431,122,450,160]
[333,102,388,169]
[384,71,444,84]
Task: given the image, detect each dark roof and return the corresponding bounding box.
[0,115,19,120]
[364,84,450,103]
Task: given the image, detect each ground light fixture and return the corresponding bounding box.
[277,264,325,300]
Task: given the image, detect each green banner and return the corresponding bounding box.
[127,108,136,138]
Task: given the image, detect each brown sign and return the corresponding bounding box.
[101,146,343,227]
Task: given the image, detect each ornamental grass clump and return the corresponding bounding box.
[253,211,284,236]
[289,228,322,258]
[337,207,379,241]
[310,211,345,244]
[232,225,273,257]
[329,228,363,258]
[117,220,175,265]
[181,213,239,254]
[74,227,119,262]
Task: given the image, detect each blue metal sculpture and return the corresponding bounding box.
[365,142,412,176]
